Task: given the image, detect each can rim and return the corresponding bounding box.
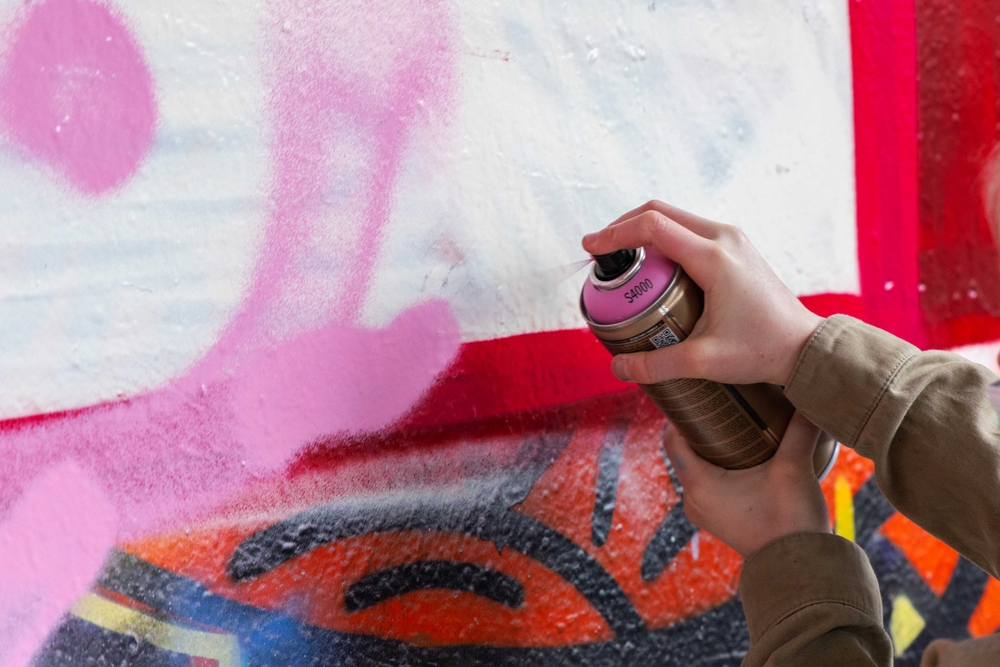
[816,441,841,482]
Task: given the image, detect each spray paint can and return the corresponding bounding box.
[580,246,838,478]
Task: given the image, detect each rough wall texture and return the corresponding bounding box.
[0,0,997,665]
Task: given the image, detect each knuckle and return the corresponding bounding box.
[722,224,749,246]
[720,223,741,238]
[704,242,727,264]
[639,210,666,232]
[631,354,654,384]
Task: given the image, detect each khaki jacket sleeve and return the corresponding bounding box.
[785,314,1000,580]
[739,532,892,667]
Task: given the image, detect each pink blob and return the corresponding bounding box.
[582,247,679,325]
[233,299,460,469]
[0,461,116,667]
[0,0,156,195]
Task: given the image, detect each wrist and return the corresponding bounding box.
[774,310,823,386]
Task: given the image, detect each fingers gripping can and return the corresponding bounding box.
[580,246,838,478]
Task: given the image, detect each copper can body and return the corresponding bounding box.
[582,265,837,477]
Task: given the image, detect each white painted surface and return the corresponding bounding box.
[952,339,1000,377]
[0,0,857,417]
[0,0,266,418]
[367,0,858,341]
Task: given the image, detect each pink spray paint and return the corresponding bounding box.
[208,0,461,467]
[232,299,460,470]
[0,462,116,667]
[0,0,460,659]
[0,0,156,195]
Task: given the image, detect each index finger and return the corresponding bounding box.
[610,200,726,240]
[582,211,720,289]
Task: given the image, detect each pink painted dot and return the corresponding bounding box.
[0,0,156,195]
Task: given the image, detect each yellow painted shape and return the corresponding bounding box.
[70,592,239,667]
[890,593,926,656]
[834,474,855,542]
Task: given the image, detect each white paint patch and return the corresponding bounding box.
[951,339,1000,377]
[0,1,858,418]
[0,0,265,418]
[368,0,858,341]
[945,340,1000,413]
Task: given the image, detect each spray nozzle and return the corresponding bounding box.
[592,249,637,281]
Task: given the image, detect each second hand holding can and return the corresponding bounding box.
[580,246,838,478]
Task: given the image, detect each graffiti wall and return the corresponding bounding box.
[0,0,997,665]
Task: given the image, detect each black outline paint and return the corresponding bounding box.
[36,430,995,666]
[591,419,628,547]
[227,490,645,636]
[344,561,525,611]
[642,502,697,582]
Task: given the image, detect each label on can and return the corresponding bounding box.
[649,327,680,349]
[600,321,678,355]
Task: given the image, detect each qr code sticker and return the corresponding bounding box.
[650,327,680,348]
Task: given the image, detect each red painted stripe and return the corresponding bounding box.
[799,293,865,319]
[400,328,630,429]
[850,0,924,346]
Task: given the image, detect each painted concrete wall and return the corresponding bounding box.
[0,0,996,665]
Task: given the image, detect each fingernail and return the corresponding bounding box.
[582,232,598,246]
[611,357,630,381]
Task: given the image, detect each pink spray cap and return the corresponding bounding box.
[581,246,678,325]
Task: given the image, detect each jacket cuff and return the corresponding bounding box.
[784,315,918,447]
[739,532,882,644]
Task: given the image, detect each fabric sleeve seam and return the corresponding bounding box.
[756,598,882,642]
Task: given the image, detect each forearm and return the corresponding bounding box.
[785,315,1000,579]
[739,532,891,667]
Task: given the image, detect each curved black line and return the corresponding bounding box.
[592,433,625,547]
[642,502,697,582]
[344,561,524,611]
[228,498,645,636]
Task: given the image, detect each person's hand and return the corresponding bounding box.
[665,411,830,560]
[921,634,1000,667]
[582,200,822,387]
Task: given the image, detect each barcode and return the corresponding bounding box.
[650,327,680,348]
